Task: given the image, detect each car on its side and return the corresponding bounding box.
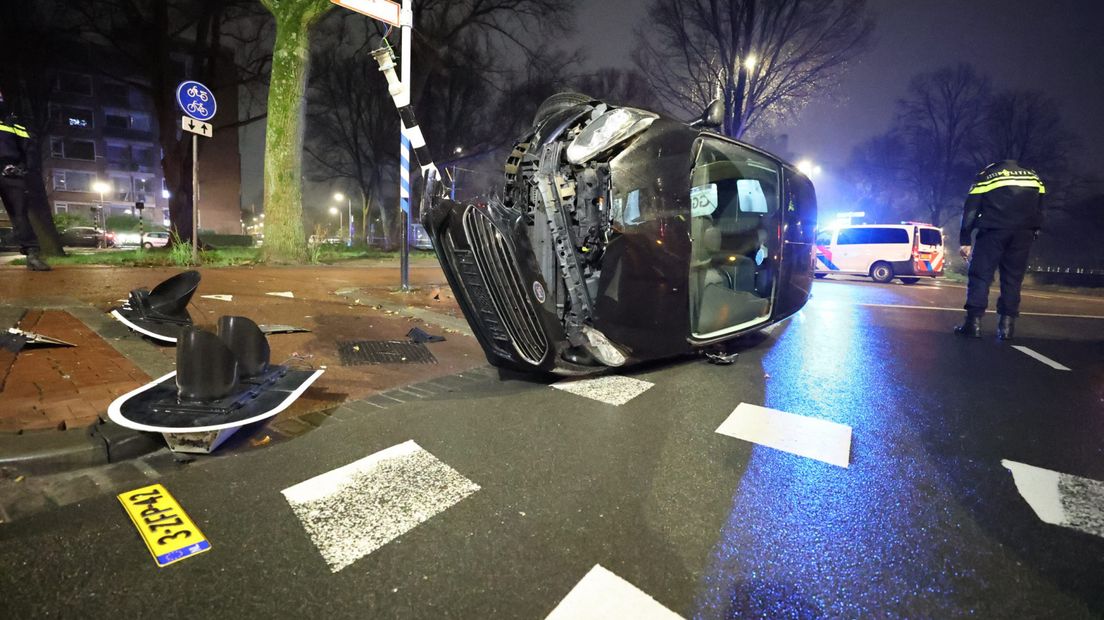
[814,223,944,284]
[422,92,817,375]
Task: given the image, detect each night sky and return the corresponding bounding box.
[574,0,1104,211]
[244,0,1104,214]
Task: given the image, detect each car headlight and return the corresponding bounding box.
[566,107,658,165]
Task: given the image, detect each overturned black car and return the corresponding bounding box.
[424,93,818,375]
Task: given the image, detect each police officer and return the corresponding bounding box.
[0,88,51,271]
[953,160,1044,340]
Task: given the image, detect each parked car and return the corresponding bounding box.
[422,93,817,375]
[141,231,171,249]
[814,223,944,284]
[61,226,110,248]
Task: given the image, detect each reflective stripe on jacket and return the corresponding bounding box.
[959,160,1045,245]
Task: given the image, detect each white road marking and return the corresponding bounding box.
[200,294,233,302]
[551,375,654,406]
[1011,346,1071,371]
[715,403,852,468]
[545,565,683,620]
[266,291,295,298]
[282,440,479,573]
[1002,460,1104,539]
[844,303,1104,320]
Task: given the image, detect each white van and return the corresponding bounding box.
[814,223,944,284]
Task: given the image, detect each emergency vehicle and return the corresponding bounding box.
[814,223,944,284]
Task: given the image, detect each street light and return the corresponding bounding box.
[333,192,352,246]
[743,54,757,71]
[92,180,110,234]
[329,206,342,240]
[796,159,822,178]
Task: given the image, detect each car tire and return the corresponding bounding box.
[899,277,920,285]
[870,262,894,283]
[814,273,828,279]
[142,242,153,249]
[532,92,593,126]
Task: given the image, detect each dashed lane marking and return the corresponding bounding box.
[715,403,852,468]
[848,303,1104,320]
[282,440,480,573]
[1012,346,1072,371]
[1002,460,1104,539]
[545,564,683,620]
[551,375,655,406]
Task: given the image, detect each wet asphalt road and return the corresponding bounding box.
[1,277,1102,618]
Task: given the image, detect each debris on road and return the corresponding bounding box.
[266,291,295,299]
[407,327,446,344]
[200,294,234,302]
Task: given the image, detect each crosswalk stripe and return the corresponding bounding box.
[1002,459,1104,539]
[282,440,480,573]
[715,403,852,468]
[551,375,655,406]
[1011,346,1071,371]
[545,564,683,620]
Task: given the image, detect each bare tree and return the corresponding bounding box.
[572,68,663,111]
[633,0,873,138]
[894,64,990,227]
[306,43,398,248]
[846,132,913,223]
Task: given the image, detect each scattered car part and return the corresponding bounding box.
[0,328,76,352]
[107,315,324,453]
[407,326,446,343]
[111,270,200,343]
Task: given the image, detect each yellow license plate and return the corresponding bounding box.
[118,483,211,567]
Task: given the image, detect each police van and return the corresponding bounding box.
[815,223,944,284]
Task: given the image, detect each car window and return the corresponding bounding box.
[919,228,942,246]
[689,136,780,337]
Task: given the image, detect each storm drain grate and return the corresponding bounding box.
[337,340,437,366]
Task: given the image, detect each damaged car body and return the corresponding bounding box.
[424,94,818,375]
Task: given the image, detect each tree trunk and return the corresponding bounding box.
[259,1,331,263]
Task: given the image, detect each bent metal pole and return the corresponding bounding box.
[371,41,439,291]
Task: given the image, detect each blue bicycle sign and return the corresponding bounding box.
[176,81,217,122]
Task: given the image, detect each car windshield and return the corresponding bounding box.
[688,136,781,338]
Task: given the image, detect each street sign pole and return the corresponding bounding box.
[399,0,413,291]
[192,134,199,264]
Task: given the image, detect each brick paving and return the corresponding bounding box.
[0,310,150,433]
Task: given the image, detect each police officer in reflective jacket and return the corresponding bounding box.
[0,88,51,271]
[954,160,1044,340]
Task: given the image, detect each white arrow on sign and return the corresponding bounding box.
[181,116,213,138]
[330,0,400,26]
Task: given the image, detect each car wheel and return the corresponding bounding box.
[814,273,828,279]
[532,92,593,126]
[870,262,894,283]
[899,277,920,285]
[142,242,153,249]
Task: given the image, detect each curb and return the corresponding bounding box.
[0,421,161,476]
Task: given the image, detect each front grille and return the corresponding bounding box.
[461,207,549,365]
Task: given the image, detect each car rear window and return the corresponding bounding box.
[919,228,942,246]
[837,227,909,245]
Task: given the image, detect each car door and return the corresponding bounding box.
[833,227,865,273]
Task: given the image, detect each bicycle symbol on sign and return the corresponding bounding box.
[186,101,209,116]
[186,85,209,102]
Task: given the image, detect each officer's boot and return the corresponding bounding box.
[996,315,1016,341]
[953,314,981,338]
[24,249,52,272]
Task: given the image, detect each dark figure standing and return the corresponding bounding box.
[954,160,1045,340]
[0,89,51,271]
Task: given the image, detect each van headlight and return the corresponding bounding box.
[566,107,658,164]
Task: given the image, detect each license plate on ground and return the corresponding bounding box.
[118,483,211,567]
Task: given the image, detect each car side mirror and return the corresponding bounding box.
[691,98,725,128]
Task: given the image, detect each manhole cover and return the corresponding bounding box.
[337,340,437,366]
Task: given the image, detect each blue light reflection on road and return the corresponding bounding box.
[694,302,971,618]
